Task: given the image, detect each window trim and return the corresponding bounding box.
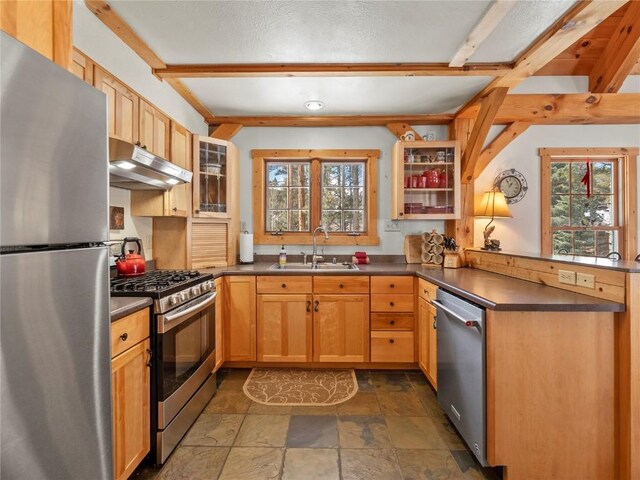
[252,149,380,245]
[540,147,638,260]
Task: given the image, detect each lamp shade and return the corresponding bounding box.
[475,190,512,218]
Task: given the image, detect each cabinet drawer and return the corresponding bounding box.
[371,313,414,331]
[257,276,312,294]
[371,331,415,363]
[111,308,150,359]
[371,294,414,313]
[419,279,438,303]
[371,276,413,294]
[313,276,369,294]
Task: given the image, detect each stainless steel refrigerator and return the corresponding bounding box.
[1,32,113,479]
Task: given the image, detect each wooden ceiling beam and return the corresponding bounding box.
[449,0,517,67]
[208,115,455,127]
[474,122,531,179]
[460,93,640,124]
[461,87,509,183]
[385,123,423,140]
[589,1,640,93]
[456,0,627,117]
[84,0,215,123]
[209,124,243,140]
[153,62,512,78]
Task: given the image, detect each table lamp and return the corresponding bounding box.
[474,189,512,251]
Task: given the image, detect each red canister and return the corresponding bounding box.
[424,169,440,188]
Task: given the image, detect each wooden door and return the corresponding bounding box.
[427,302,438,388]
[139,100,170,158]
[112,339,150,480]
[226,276,256,361]
[70,48,93,84]
[418,297,429,375]
[257,294,312,362]
[168,121,191,216]
[94,67,139,144]
[313,294,369,363]
[214,277,224,372]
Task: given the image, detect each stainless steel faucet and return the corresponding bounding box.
[312,225,329,268]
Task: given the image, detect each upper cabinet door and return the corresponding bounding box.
[391,140,461,220]
[139,100,170,159]
[94,67,139,144]
[168,121,191,216]
[70,49,93,85]
[192,135,231,219]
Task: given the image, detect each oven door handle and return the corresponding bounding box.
[432,299,479,327]
[157,291,217,333]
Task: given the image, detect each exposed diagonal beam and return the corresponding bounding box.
[385,123,423,140]
[457,0,627,117]
[474,122,531,178]
[449,0,517,67]
[210,124,243,140]
[84,0,214,123]
[154,63,512,78]
[590,1,640,93]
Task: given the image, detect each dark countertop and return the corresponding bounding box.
[201,263,625,313]
[110,297,152,322]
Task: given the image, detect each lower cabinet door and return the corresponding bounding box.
[418,297,429,374]
[214,277,224,371]
[257,294,313,362]
[112,339,150,480]
[427,303,438,389]
[313,294,370,363]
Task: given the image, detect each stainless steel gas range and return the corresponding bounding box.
[111,270,217,464]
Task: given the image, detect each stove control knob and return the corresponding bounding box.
[192,286,200,296]
[169,295,178,306]
[180,291,188,302]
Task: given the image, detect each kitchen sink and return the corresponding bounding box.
[268,262,359,271]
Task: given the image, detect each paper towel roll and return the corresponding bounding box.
[239,233,254,263]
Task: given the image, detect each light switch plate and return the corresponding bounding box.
[384,220,401,232]
[558,270,576,285]
[576,273,595,289]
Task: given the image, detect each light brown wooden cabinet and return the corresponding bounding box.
[257,293,313,362]
[70,48,93,85]
[110,308,150,480]
[391,140,461,220]
[418,278,438,388]
[139,99,170,159]
[94,67,139,145]
[313,294,370,363]
[225,276,256,361]
[214,277,224,372]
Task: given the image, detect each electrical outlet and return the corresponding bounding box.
[240,221,247,232]
[558,270,576,285]
[384,220,401,232]
[576,273,595,289]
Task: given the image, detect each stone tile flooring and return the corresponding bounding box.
[133,369,502,480]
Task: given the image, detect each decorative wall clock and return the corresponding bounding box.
[494,169,528,204]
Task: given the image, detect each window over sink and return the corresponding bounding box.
[252,149,379,245]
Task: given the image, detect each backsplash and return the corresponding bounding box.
[109,187,153,260]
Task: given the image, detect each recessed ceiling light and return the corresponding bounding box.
[304,100,324,111]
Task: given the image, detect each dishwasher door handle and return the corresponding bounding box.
[432,300,479,327]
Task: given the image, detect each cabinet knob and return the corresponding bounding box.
[120,333,128,342]
[390,320,395,325]
[389,339,395,344]
[390,302,395,307]
[195,209,200,214]
[390,284,395,288]
[339,283,344,289]
[423,289,428,294]
[281,283,286,288]
[399,212,404,217]
[172,207,177,212]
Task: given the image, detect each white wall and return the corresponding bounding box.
[232,125,449,255]
[73,1,208,259]
[474,125,640,255]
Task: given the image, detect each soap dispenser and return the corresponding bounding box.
[279,245,287,266]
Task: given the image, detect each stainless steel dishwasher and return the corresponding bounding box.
[433,289,487,466]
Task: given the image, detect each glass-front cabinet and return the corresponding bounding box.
[193,136,232,218]
[391,140,461,220]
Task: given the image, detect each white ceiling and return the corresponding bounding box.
[107,0,578,117]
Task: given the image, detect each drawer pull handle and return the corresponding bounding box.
[390,284,395,288]
[433,318,437,329]
[314,300,319,312]
[390,302,395,307]
[390,320,395,325]
[389,339,395,344]
[423,289,428,294]
[146,349,153,367]
[306,300,311,312]
[339,283,344,289]
[120,333,128,342]
[281,283,286,288]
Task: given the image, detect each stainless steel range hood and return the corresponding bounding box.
[109,138,192,190]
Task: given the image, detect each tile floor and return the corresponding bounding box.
[133,369,502,480]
